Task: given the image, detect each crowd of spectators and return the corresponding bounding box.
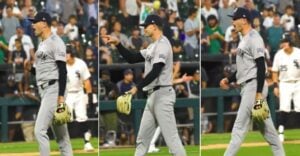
[99,0,200,147]
[0,0,98,142]
[201,0,300,133]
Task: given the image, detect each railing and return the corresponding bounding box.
[100,98,200,145]
[201,87,277,132]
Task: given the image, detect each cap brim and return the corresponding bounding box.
[139,23,148,27]
[28,18,37,23]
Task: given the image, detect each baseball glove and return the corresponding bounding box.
[116,93,132,115]
[252,99,270,123]
[53,103,71,125]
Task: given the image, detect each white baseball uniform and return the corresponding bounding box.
[272,47,300,112]
[66,57,91,122]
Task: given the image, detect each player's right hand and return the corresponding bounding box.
[273,87,279,97]
[101,35,120,45]
[220,78,230,90]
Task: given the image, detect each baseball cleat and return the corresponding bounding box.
[84,142,94,152]
[148,146,160,153]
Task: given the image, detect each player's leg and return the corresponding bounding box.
[74,92,94,151]
[134,96,157,156]
[258,81,285,156]
[52,124,73,156]
[154,87,186,156]
[224,81,257,156]
[148,127,161,153]
[278,82,293,142]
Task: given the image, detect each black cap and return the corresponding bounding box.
[139,14,163,27]
[29,12,51,25]
[228,7,251,21]
[123,69,133,75]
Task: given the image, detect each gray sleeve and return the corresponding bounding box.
[53,40,66,62]
[184,20,193,33]
[153,42,169,64]
[250,36,265,59]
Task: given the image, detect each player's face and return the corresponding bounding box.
[32,21,47,37]
[144,24,155,37]
[232,18,246,33]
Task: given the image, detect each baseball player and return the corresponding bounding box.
[30,12,73,156]
[65,48,94,151]
[219,8,285,156]
[272,36,300,142]
[102,14,187,156]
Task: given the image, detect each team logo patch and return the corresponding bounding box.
[37,52,47,61]
[58,51,66,57]
[257,48,264,54]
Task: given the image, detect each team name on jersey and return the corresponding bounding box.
[36,51,48,61]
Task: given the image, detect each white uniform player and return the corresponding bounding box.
[65,50,94,151]
[272,37,300,142]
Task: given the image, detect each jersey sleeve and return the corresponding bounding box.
[272,52,280,72]
[140,48,147,58]
[53,39,66,62]
[250,35,265,59]
[81,60,91,80]
[153,42,169,64]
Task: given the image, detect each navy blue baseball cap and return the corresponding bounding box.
[139,14,163,27]
[29,12,51,25]
[228,7,251,21]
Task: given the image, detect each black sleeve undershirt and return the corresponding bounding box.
[31,66,36,75]
[255,57,265,93]
[137,62,165,91]
[56,61,67,96]
[116,43,145,64]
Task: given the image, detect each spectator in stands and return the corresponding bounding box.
[2,0,22,19]
[263,6,275,29]
[201,22,210,55]
[244,0,260,20]
[86,17,98,41]
[61,0,83,24]
[289,29,300,47]
[201,67,209,89]
[8,27,34,62]
[111,21,129,48]
[205,15,224,55]
[175,17,186,44]
[218,0,235,33]
[117,69,136,95]
[64,15,79,41]
[99,26,113,64]
[45,0,63,19]
[184,7,200,59]
[20,0,33,18]
[21,6,36,37]
[225,29,239,55]
[99,70,119,147]
[185,69,200,98]
[278,0,293,15]
[280,5,295,32]
[2,6,20,42]
[72,39,85,59]
[253,17,266,39]
[82,0,98,30]
[99,11,107,28]
[127,27,144,52]
[56,22,70,44]
[10,38,27,94]
[50,17,58,34]
[0,28,9,64]
[201,0,218,21]
[267,14,284,60]
[118,0,140,34]
[85,47,97,86]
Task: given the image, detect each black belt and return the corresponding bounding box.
[147,85,172,95]
[240,78,254,87]
[40,79,56,89]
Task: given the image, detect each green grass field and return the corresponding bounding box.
[100,145,199,156]
[202,129,300,156]
[0,138,98,156]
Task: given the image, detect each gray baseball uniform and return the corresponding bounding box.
[224,29,285,156]
[34,34,73,156]
[134,36,186,156]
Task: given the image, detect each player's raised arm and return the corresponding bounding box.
[101,35,145,63]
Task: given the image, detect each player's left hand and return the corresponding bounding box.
[127,86,137,95]
[252,99,270,124]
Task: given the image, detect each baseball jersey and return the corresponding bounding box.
[140,35,173,91]
[35,34,66,85]
[66,58,91,92]
[236,29,266,84]
[272,47,300,82]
